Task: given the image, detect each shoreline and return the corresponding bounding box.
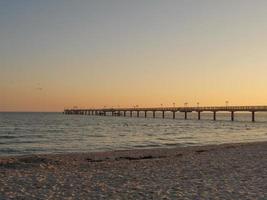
[1,140,267,160]
[0,140,266,158]
[1,141,267,199]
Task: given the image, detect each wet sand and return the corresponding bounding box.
[1,141,267,199]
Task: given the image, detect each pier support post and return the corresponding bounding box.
[172,111,176,119]
[252,111,255,122]
[198,111,201,120]
[184,112,187,120]
[153,111,156,118]
[137,111,139,117]
[124,111,126,117]
[130,111,132,117]
[231,111,234,121]
[162,111,165,118]
[144,111,147,118]
[213,111,216,121]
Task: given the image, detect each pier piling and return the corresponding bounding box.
[252,111,255,122]
[184,112,187,120]
[172,111,176,119]
[198,111,201,120]
[231,111,234,121]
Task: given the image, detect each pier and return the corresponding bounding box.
[64,106,267,122]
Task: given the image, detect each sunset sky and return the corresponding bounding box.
[1,0,267,112]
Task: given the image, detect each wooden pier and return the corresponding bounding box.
[64,106,267,122]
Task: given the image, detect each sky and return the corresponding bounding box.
[1,0,267,112]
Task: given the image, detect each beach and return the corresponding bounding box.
[1,141,267,199]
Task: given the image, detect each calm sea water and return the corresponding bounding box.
[1,112,267,156]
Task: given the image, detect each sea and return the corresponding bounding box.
[1,112,267,156]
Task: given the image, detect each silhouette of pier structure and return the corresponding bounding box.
[64,106,267,122]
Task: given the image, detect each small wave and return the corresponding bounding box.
[182,142,198,145]
[0,135,22,139]
[164,143,179,146]
[157,137,169,141]
[6,140,40,144]
[0,134,46,140]
[86,134,106,138]
[132,145,146,148]
[178,136,193,139]
[146,144,161,147]
[133,144,160,148]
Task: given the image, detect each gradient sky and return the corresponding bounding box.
[1,0,267,111]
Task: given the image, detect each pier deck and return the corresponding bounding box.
[64,106,267,122]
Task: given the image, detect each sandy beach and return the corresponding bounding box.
[1,141,267,199]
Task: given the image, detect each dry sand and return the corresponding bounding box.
[1,141,267,199]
